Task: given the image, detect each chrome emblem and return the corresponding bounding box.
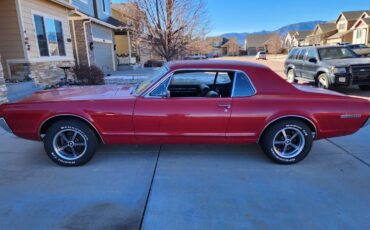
[360,69,366,72]
[340,114,361,119]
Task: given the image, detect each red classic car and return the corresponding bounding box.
[0,60,369,166]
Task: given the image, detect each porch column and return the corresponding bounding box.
[0,55,8,104]
[127,31,132,64]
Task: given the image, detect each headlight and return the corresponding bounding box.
[330,67,347,74]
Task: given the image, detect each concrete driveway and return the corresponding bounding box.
[0,126,369,229]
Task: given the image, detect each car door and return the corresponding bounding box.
[294,49,307,78]
[302,48,319,81]
[133,70,233,144]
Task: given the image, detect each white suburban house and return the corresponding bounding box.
[351,10,370,45]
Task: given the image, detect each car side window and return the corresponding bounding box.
[232,72,255,97]
[150,78,171,97]
[162,71,235,98]
[297,49,307,60]
[305,49,317,61]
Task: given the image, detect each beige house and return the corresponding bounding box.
[221,38,240,56]
[351,11,370,45]
[306,22,337,45]
[284,30,312,50]
[0,0,75,85]
[326,11,365,45]
[245,33,282,55]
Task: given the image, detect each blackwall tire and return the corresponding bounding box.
[43,119,98,167]
[260,119,313,164]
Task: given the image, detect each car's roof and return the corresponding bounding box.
[292,45,350,50]
[166,60,269,71]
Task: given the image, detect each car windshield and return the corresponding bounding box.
[134,66,168,95]
[318,47,358,60]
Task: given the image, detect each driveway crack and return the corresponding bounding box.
[139,145,162,229]
[326,139,369,167]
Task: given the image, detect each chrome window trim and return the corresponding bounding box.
[0,117,12,133]
[144,68,257,98]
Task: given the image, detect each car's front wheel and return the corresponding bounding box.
[43,119,98,166]
[359,85,370,91]
[260,119,313,164]
[317,73,331,89]
[287,69,297,83]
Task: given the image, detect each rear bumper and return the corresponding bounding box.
[0,118,12,133]
[363,117,370,128]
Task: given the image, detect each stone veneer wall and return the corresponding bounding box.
[30,60,75,86]
[72,20,94,67]
[0,55,9,104]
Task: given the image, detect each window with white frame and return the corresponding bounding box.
[34,14,66,57]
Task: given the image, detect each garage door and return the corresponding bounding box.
[94,42,114,72]
[91,24,115,72]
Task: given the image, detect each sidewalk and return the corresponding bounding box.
[0,126,369,229]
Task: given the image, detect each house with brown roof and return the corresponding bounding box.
[351,10,370,45]
[306,22,337,45]
[245,33,282,55]
[205,37,240,57]
[220,38,240,56]
[284,30,312,50]
[326,10,365,45]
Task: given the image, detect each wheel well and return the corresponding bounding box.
[259,116,317,143]
[39,115,103,143]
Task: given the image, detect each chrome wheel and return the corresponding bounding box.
[287,69,295,83]
[273,127,305,158]
[52,129,87,161]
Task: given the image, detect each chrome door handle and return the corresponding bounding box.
[217,104,231,109]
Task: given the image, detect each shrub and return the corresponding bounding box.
[73,65,105,85]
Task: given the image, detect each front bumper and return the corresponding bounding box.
[0,118,12,133]
[332,73,370,86]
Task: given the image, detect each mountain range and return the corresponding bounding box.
[220,20,326,45]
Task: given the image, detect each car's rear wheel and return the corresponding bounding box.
[43,119,98,166]
[317,73,331,89]
[260,119,313,164]
[359,85,370,91]
[287,69,297,83]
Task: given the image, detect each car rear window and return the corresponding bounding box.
[233,72,255,97]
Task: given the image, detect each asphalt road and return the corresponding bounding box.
[0,125,369,229]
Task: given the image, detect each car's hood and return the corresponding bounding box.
[321,58,370,67]
[18,85,136,103]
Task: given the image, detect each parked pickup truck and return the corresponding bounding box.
[346,44,370,57]
[284,46,370,90]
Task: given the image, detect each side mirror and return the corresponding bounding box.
[308,58,317,63]
[161,90,171,98]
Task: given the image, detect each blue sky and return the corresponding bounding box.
[112,0,369,35]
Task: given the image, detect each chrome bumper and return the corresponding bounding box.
[0,118,12,133]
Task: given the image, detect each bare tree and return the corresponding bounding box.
[129,0,209,61]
